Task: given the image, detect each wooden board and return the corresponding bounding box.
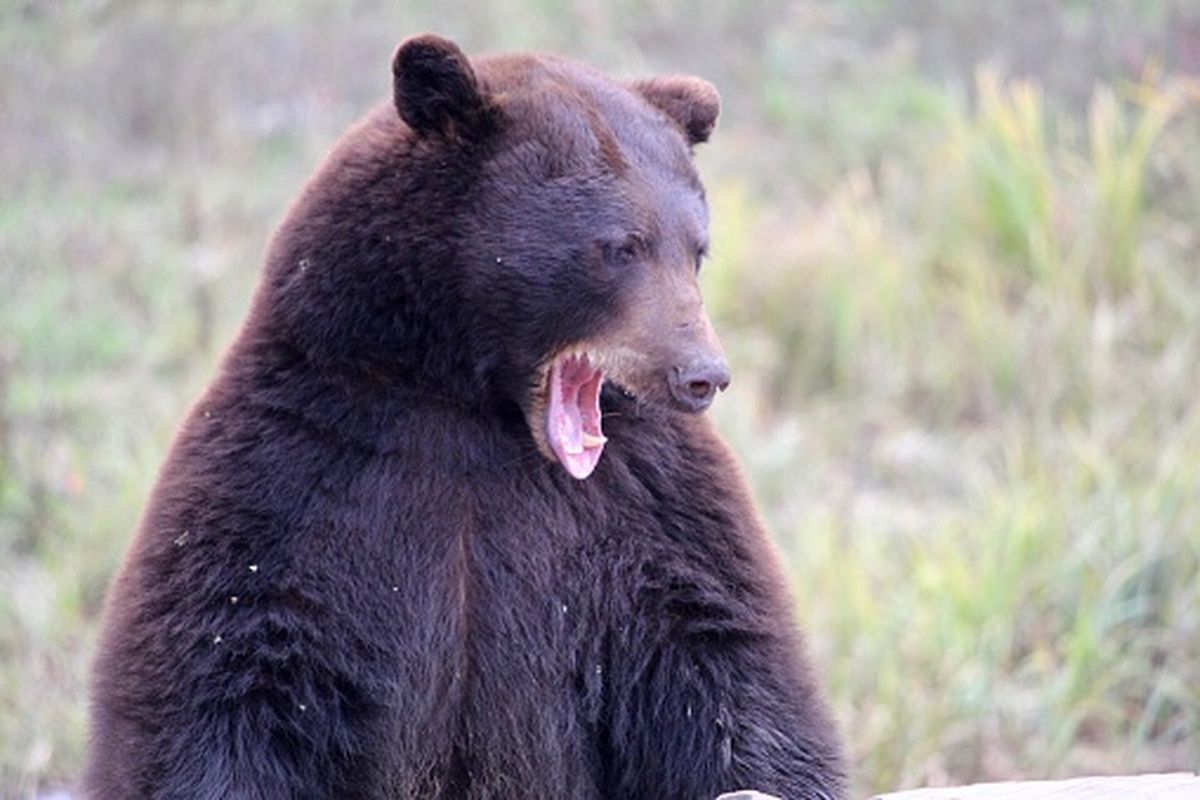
[875,772,1200,799]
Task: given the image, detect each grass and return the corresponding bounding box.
[708,66,1200,791]
[3,2,1199,796]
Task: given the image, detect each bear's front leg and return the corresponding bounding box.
[600,622,846,800]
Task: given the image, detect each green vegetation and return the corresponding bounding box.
[2,2,1198,796]
[707,65,1200,790]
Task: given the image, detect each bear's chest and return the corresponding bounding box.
[446,467,633,670]
[354,462,644,796]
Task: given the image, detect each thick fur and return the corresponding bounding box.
[86,36,845,800]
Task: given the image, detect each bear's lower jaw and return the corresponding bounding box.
[545,350,606,480]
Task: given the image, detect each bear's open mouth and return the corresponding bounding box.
[546,351,607,480]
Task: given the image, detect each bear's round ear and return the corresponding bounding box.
[392,34,496,140]
[631,76,720,146]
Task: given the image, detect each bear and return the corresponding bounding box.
[85,34,846,800]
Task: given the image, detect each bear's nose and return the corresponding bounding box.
[669,358,731,412]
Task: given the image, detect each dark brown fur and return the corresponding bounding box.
[85,35,845,799]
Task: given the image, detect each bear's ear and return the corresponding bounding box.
[392,34,496,140]
[631,76,720,146]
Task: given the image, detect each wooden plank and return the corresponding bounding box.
[874,772,1200,799]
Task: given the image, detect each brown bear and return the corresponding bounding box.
[85,34,845,800]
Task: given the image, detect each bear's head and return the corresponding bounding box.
[266,35,729,480]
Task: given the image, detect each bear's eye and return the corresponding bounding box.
[694,245,708,274]
[604,233,646,267]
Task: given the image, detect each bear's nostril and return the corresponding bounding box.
[686,379,714,401]
[670,359,731,412]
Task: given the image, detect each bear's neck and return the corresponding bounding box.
[249,155,496,407]
[220,322,526,449]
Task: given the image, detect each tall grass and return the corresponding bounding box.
[709,69,1200,792]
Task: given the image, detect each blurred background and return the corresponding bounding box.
[3,0,1199,796]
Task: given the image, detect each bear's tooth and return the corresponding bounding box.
[563,441,585,455]
[582,432,607,449]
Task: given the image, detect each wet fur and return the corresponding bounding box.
[85,38,845,799]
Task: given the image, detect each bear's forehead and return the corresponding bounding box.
[476,53,699,186]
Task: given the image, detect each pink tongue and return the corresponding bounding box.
[547,355,606,480]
